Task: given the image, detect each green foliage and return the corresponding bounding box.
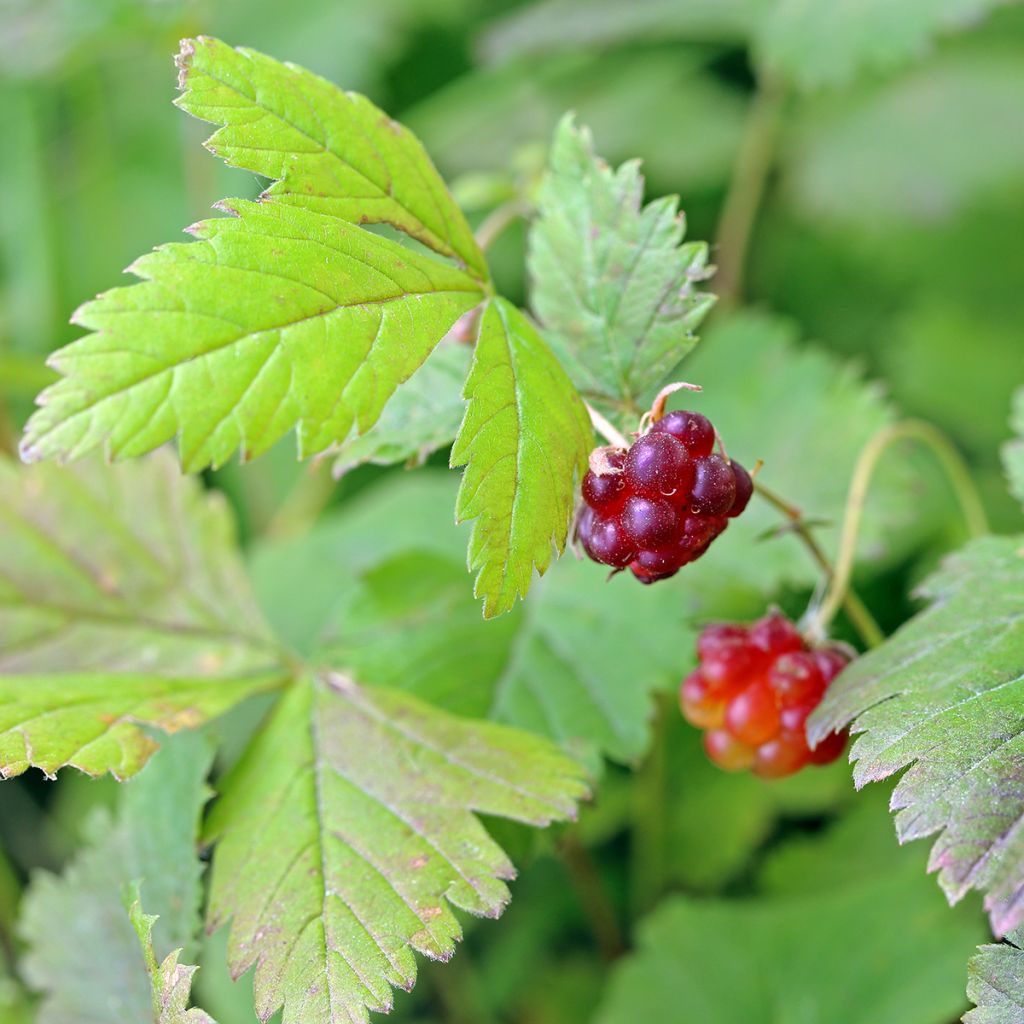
[810,537,1024,936]
[529,116,714,425]
[175,36,488,282]
[451,298,592,617]
[757,0,1012,90]
[125,884,217,1024]
[1004,388,1024,510]
[784,51,1024,229]
[330,341,471,477]
[596,791,985,1024]
[204,673,586,1024]
[0,453,284,780]
[965,930,1024,1023]
[18,732,214,1024]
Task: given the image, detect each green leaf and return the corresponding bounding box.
[529,116,714,425]
[330,340,471,478]
[757,0,1010,90]
[450,297,592,617]
[595,860,983,1024]
[676,312,916,603]
[783,53,1024,229]
[0,452,285,780]
[204,672,587,1024]
[809,536,1024,936]
[965,930,1024,1023]
[19,731,214,1024]
[175,36,488,282]
[324,545,687,763]
[21,199,484,469]
[1004,388,1024,510]
[126,883,217,1024]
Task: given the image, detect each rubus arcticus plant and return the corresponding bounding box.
[2,33,1022,1024]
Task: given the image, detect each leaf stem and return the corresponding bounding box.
[586,402,630,449]
[753,480,885,649]
[714,76,785,309]
[474,198,529,253]
[559,831,625,961]
[814,419,989,636]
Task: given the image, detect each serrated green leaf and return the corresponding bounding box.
[330,340,471,478]
[21,199,484,469]
[784,52,1024,229]
[204,672,587,1024]
[19,731,214,1024]
[323,544,687,763]
[0,452,285,780]
[529,116,714,425]
[965,930,1024,1023]
[757,0,1010,91]
[595,863,983,1024]
[451,297,591,617]
[175,36,488,282]
[809,536,1024,936]
[126,883,217,1024]
[1004,389,1024,510]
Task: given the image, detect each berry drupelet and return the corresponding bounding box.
[577,410,753,583]
[680,611,850,779]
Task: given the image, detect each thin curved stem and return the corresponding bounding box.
[815,419,989,635]
[753,480,885,649]
[474,198,529,253]
[587,402,630,449]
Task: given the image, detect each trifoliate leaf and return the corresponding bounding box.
[809,537,1024,936]
[529,116,714,426]
[784,53,1024,229]
[323,545,687,763]
[0,452,285,780]
[757,0,1011,90]
[21,200,484,469]
[204,672,587,1024]
[19,731,214,1024]
[1004,389,1024,510]
[126,883,217,1024]
[175,36,488,282]
[965,930,1024,1023]
[451,297,592,617]
[330,340,471,478]
[595,866,983,1024]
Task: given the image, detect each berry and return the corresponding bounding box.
[620,496,680,548]
[582,449,627,511]
[624,433,693,499]
[651,410,716,457]
[578,409,751,584]
[680,611,851,779]
[690,454,737,516]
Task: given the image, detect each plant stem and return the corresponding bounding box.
[630,693,669,916]
[587,402,630,449]
[815,419,989,634]
[474,198,529,253]
[753,480,885,649]
[559,831,625,961]
[263,459,338,541]
[714,77,785,309]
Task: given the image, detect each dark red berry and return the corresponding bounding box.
[579,514,634,568]
[768,651,825,707]
[630,564,678,584]
[632,546,685,575]
[651,410,716,457]
[620,495,680,548]
[582,449,627,511]
[749,612,804,655]
[696,623,749,659]
[808,729,847,765]
[690,454,737,516]
[624,433,694,499]
[728,461,753,517]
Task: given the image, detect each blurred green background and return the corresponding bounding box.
[1,1,1022,1022]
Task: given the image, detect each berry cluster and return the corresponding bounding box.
[681,612,849,779]
[577,410,752,583]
